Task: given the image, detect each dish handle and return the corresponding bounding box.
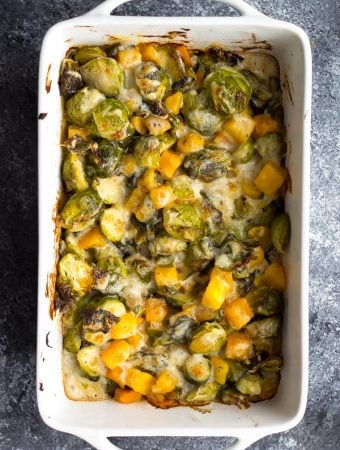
[85,0,265,17]
[226,433,267,450]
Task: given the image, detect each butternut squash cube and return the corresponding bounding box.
[165,92,183,115]
[264,262,286,292]
[117,47,142,68]
[131,116,148,135]
[158,150,183,179]
[100,340,131,370]
[154,266,180,290]
[125,186,146,213]
[106,366,127,388]
[211,356,229,384]
[222,112,255,144]
[78,226,106,249]
[110,313,138,339]
[68,125,90,139]
[247,247,265,270]
[225,332,252,360]
[177,131,204,154]
[140,169,162,190]
[241,179,261,199]
[114,388,142,403]
[223,298,254,329]
[252,114,280,139]
[139,43,162,65]
[254,161,285,196]
[150,185,175,209]
[144,116,171,136]
[202,267,234,310]
[125,368,155,395]
[151,370,178,394]
[146,297,169,322]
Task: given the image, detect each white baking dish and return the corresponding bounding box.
[37,1,311,448]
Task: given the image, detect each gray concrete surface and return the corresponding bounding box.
[0,0,339,449]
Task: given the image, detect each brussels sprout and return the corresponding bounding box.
[117,88,143,113]
[246,287,284,316]
[96,296,126,317]
[91,98,131,141]
[60,189,103,232]
[271,213,291,253]
[146,322,166,338]
[182,90,222,134]
[57,253,93,297]
[150,232,187,256]
[234,197,257,219]
[220,387,249,408]
[232,140,255,164]
[242,70,272,102]
[59,59,82,98]
[135,62,170,101]
[62,135,92,156]
[184,354,211,384]
[81,308,118,333]
[251,198,284,228]
[126,254,153,282]
[74,46,107,65]
[158,132,177,151]
[163,203,203,242]
[170,175,194,200]
[165,292,196,309]
[63,152,89,192]
[88,140,123,178]
[157,45,186,82]
[92,174,127,205]
[246,316,282,338]
[249,356,283,373]
[185,237,215,272]
[134,136,161,168]
[255,372,280,401]
[133,351,168,375]
[186,381,219,404]
[64,231,88,260]
[63,326,81,354]
[80,57,124,97]
[154,315,196,346]
[97,254,128,278]
[67,87,105,127]
[253,336,282,356]
[183,149,231,182]
[204,67,252,116]
[227,360,247,382]
[236,374,262,395]
[255,133,284,164]
[77,345,104,380]
[189,322,226,354]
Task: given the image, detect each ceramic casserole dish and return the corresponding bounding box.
[37,1,312,448]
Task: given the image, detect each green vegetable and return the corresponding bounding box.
[246,287,284,316]
[184,354,211,384]
[135,62,170,101]
[134,136,161,168]
[96,296,126,317]
[170,175,194,200]
[227,360,247,382]
[88,140,123,177]
[63,326,81,354]
[163,203,203,242]
[60,189,103,232]
[63,152,89,192]
[97,254,128,278]
[220,387,249,408]
[126,254,153,282]
[80,57,124,97]
[59,59,82,98]
[74,47,107,65]
[150,233,187,256]
[185,237,215,272]
[253,337,282,356]
[236,374,262,395]
[246,316,282,338]
[99,206,128,242]
[182,90,222,134]
[232,140,255,164]
[189,322,226,354]
[77,345,104,380]
[204,67,252,116]
[92,98,131,141]
[57,253,93,297]
[255,133,284,163]
[234,197,257,219]
[165,292,196,308]
[67,87,105,126]
[271,213,291,253]
[186,381,219,404]
[183,149,231,182]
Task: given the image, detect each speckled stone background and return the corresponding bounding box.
[0,0,339,449]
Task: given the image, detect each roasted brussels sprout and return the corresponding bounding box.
[185,237,215,272]
[91,98,131,141]
[234,197,257,219]
[81,308,118,333]
[97,254,128,278]
[248,356,283,373]
[74,46,107,65]
[189,322,226,354]
[96,296,126,317]
[255,133,284,164]
[242,70,272,102]
[170,175,194,200]
[246,316,282,338]
[62,135,92,156]
[135,62,170,101]
[183,149,231,182]
[80,57,124,97]
[271,213,291,253]
[57,253,93,297]
[134,136,161,168]
[220,387,249,408]
[154,315,196,346]
[100,205,129,242]
[163,203,203,242]
[63,152,89,192]
[165,292,196,309]
[150,232,187,256]
[184,354,211,384]
[59,59,82,98]
[117,88,143,113]
[182,90,222,134]
[253,336,282,357]
[88,140,123,177]
[232,140,255,164]
[63,325,81,354]
[186,381,219,404]
[246,287,284,316]
[204,67,252,116]
[236,374,262,395]
[133,351,168,375]
[77,345,104,380]
[67,87,105,126]
[60,189,103,232]
[126,254,153,282]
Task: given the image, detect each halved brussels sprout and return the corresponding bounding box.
[255,133,284,164]
[67,87,105,126]
[150,232,187,256]
[63,152,89,192]
[227,360,247,382]
[232,140,255,164]
[63,325,81,354]
[134,136,161,168]
[97,254,128,278]
[182,90,222,134]
[88,140,123,177]
[156,44,186,82]
[185,237,215,272]
[133,351,168,375]
[253,336,282,356]
[80,57,124,97]
[100,205,129,242]
[170,175,194,200]
[246,287,284,316]
[96,296,127,317]
[60,189,103,232]
[154,315,196,346]
[204,67,252,116]
[57,253,93,297]
[81,308,118,333]
[246,316,282,338]
[135,62,170,101]
[220,387,249,408]
[186,381,219,404]
[59,59,82,98]
[189,322,226,354]
[126,254,154,282]
[234,197,257,219]
[248,356,283,373]
[183,149,231,182]
[163,203,203,242]
[184,354,211,384]
[91,98,131,141]
[77,345,104,380]
[236,373,262,395]
[165,292,196,309]
[62,135,92,157]
[242,70,272,102]
[74,46,107,65]
[92,174,127,205]
[117,88,143,114]
[271,213,291,253]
